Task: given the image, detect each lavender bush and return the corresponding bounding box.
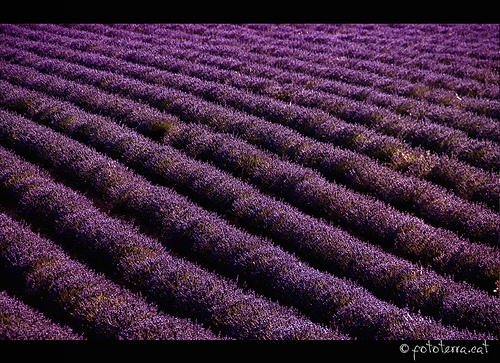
[0,290,84,340]
[0,211,220,340]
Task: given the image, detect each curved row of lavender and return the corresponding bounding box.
[0,23,498,340]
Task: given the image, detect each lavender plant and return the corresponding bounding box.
[1,25,498,178]
[0,289,84,340]
[0,149,345,340]
[0,111,495,339]
[0,51,497,221]
[0,211,220,340]
[0,80,497,290]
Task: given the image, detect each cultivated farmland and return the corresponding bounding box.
[0,23,498,340]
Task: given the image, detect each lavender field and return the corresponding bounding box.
[0,23,498,340]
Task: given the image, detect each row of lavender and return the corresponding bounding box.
[0,64,498,280]
[0,82,495,338]
[196,24,499,70]
[26,23,500,118]
[71,23,500,100]
[0,34,498,314]
[0,140,344,340]
[214,23,499,85]
[104,23,499,148]
[0,44,497,245]
[1,24,497,196]
[0,24,498,339]
[0,77,498,328]
[90,22,500,115]
[0,210,222,340]
[7,23,499,169]
[0,289,83,340]
[0,109,495,340]
[0,61,498,286]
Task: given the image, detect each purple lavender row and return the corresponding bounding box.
[0,28,498,198]
[129,23,499,72]
[218,23,500,92]
[1,83,497,335]
[0,58,497,251]
[51,23,500,125]
[216,23,499,71]
[246,42,499,111]
[1,38,497,211]
[260,81,498,151]
[2,24,496,340]
[238,24,499,80]
[0,289,84,340]
[161,121,500,256]
[159,123,499,291]
[43,26,498,182]
[300,24,500,75]
[139,23,497,84]
[0,147,342,341]
[0,111,487,340]
[168,26,499,119]
[0,42,497,213]
[4,24,498,176]
[1,43,497,232]
[1,56,498,264]
[96,22,500,77]
[134,33,499,127]
[15,27,495,145]
[133,23,499,100]
[117,24,498,137]
[16,23,498,121]
[8,27,496,174]
[162,22,498,87]
[171,40,498,120]
[109,52,499,171]
[0,210,220,340]
[3,64,498,276]
[6,90,500,337]
[62,30,499,150]
[237,72,498,143]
